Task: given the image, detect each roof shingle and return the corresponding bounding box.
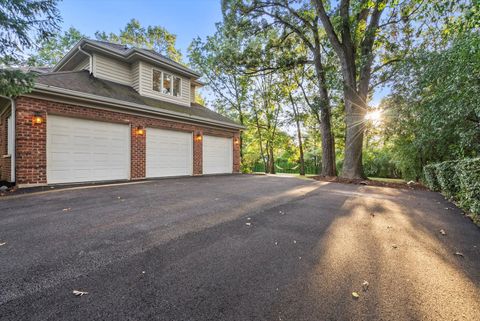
[35,71,241,128]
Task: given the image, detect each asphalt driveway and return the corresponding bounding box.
[0,175,479,320]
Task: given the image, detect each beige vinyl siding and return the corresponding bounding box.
[190,85,196,103]
[93,53,131,86]
[73,58,90,72]
[139,61,190,107]
[132,61,140,93]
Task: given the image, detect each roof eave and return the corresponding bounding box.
[32,83,245,130]
[52,38,87,72]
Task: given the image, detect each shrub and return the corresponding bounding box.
[435,160,460,198]
[423,164,440,191]
[456,158,480,215]
[424,158,479,225]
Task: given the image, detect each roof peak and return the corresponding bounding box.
[62,38,201,78]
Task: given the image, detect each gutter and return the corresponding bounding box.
[33,84,246,130]
[0,95,15,183]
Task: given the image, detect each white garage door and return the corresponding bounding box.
[203,135,233,174]
[146,128,193,177]
[47,115,130,184]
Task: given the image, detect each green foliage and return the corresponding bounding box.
[457,158,480,216]
[424,158,480,223]
[0,0,61,96]
[0,0,60,61]
[385,31,480,179]
[95,19,182,62]
[28,27,85,66]
[363,149,401,179]
[0,69,35,96]
[423,164,440,191]
[435,161,460,198]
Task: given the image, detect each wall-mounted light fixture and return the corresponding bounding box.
[135,126,145,136]
[32,112,44,125]
[195,133,202,142]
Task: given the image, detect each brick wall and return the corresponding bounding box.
[193,129,203,175]
[233,132,241,173]
[15,96,241,185]
[0,109,12,182]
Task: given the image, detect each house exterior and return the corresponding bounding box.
[0,39,243,188]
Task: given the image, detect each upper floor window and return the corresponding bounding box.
[153,70,161,92]
[152,69,181,97]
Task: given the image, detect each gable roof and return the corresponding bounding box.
[33,71,242,129]
[53,38,201,78]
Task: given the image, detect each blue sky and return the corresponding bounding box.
[58,0,223,56]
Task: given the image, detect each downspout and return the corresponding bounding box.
[78,47,93,74]
[0,95,15,183]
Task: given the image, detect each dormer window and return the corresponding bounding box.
[152,69,181,97]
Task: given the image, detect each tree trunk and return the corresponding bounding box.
[289,93,305,176]
[342,87,366,179]
[238,111,244,160]
[313,53,336,177]
[252,103,267,172]
[268,145,275,174]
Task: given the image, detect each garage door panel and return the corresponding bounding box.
[146,128,193,178]
[47,115,130,184]
[203,135,233,174]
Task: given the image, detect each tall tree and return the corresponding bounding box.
[224,0,338,176]
[314,0,387,178]
[313,0,464,178]
[189,22,250,158]
[95,19,182,62]
[0,0,61,96]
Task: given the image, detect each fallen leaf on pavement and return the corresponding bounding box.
[362,281,369,291]
[392,244,398,249]
[73,290,88,296]
[440,229,446,235]
[455,252,464,257]
[352,292,360,299]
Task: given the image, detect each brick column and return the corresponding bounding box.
[131,125,146,179]
[233,131,241,173]
[193,129,203,175]
[15,97,47,185]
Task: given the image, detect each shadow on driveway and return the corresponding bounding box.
[0,175,478,320]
